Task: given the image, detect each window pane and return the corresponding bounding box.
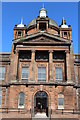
[58,98,64,106]
[0,67,5,80]
[55,67,62,81]
[21,67,29,80]
[38,67,46,82]
[19,93,25,107]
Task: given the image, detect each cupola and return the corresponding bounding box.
[59,17,72,40]
[40,4,47,18]
[13,19,26,40]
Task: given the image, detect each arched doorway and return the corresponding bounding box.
[34,91,48,116]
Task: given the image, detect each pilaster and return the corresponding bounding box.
[49,50,53,82]
[66,51,71,82]
[29,50,35,82]
[10,50,19,81]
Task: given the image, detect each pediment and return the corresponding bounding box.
[28,36,59,43]
[16,32,71,44]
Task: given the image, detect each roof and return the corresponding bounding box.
[14,32,71,45]
[27,18,59,29]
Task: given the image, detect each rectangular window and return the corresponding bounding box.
[64,32,67,36]
[38,67,46,82]
[75,55,77,60]
[79,68,80,79]
[39,23,46,31]
[0,88,2,107]
[58,98,64,109]
[0,67,5,80]
[55,67,62,81]
[21,67,29,81]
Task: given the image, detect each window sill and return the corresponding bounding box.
[21,79,28,82]
[55,80,63,82]
[36,59,48,62]
[37,81,46,83]
[58,107,64,110]
[19,59,31,62]
[53,59,64,62]
[18,106,24,109]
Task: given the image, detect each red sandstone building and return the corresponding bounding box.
[0,6,80,120]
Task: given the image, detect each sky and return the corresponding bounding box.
[2,2,78,53]
[78,2,80,54]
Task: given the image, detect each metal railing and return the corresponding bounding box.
[52,109,80,115]
[0,108,30,114]
[0,108,80,115]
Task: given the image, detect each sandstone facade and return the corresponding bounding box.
[0,7,80,120]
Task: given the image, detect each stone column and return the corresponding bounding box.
[37,22,39,32]
[49,50,53,82]
[46,22,48,32]
[15,50,19,80]
[66,51,71,82]
[30,50,35,82]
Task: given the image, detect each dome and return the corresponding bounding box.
[40,7,46,11]
[17,23,24,28]
[61,24,68,28]
[27,18,36,29]
[49,18,59,28]
[27,18,59,29]
[17,19,24,28]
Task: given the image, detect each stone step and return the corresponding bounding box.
[32,118,50,120]
[32,112,50,120]
[32,119,79,120]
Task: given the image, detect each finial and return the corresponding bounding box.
[61,17,68,28]
[43,3,44,8]
[63,17,64,24]
[21,18,23,24]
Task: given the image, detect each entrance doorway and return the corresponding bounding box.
[34,91,48,116]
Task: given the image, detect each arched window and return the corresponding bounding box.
[18,92,25,108]
[58,94,64,109]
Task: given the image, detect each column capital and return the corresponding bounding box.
[65,50,70,54]
[48,50,53,53]
[31,50,36,53]
[15,49,19,54]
